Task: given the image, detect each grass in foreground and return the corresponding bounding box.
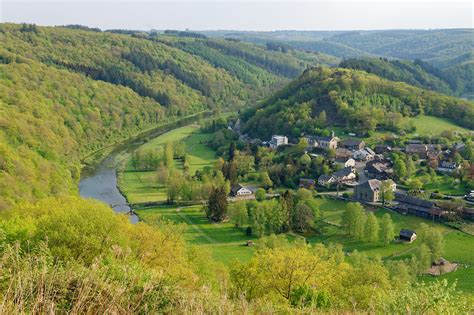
[136,205,255,265]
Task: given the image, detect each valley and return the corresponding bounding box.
[0,23,473,313]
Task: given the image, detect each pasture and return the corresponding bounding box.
[410,115,471,136]
[118,125,217,203]
[136,205,255,265]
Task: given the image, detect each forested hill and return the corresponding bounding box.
[241,67,474,139]
[202,29,473,66]
[339,57,473,99]
[0,23,325,209]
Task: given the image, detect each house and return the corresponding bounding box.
[269,135,288,149]
[365,159,393,180]
[305,136,320,149]
[317,131,339,150]
[299,178,316,189]
[375,145,392,154]
[399,229,417,242]
[318,174,335,186]
[333,167,356,183]
[343,158,356,168]
[354,179,381,202]
[230,184,253,197]
[437,161,460,173]
[405,144,428,159]
[342,139,365,151]
[335,148,353,162]
[394,193,443,219]
[452,142,466,152]
[354,147,375,161]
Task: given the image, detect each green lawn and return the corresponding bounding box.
[119,125,217,203]
[136,205,255,265]
[423,180,467,196]
[410,115,471,136]
[420,231,474,293]
[305,198,474,293]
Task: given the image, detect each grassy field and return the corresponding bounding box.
[423,180,467,196]
[136,196,473,292]
[119,125,217,203]
[136,205,255,265]
[306,198,474,292]
[410,115,471,136]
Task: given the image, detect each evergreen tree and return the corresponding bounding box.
[207,186,228,222]
[228,141,237,161]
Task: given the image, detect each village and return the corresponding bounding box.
[227,119,474,245]
[117,117,474,286]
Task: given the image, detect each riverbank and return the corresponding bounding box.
[117,124,217,204]
[78,112,212,223]
[81,110,211,169]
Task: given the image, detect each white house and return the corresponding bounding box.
[437,161,460,173]
[230,184,253,197]
[318,174,335,186]
[270,135,288,149]
[354,148,375,161]
[344,158,356,168]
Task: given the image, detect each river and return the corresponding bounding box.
[77,112,210,224]
[79,154,139,223]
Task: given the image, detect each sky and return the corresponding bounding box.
[1,0,472,31]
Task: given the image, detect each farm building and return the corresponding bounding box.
[394,193,444,219]
[230,184,253,197]
[399,229,417,242]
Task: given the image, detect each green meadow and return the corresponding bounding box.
[307,198,474,292]
[136,205,256,265]
[118,125,217,203]
[410,115,471,136]
[121,124,474,292]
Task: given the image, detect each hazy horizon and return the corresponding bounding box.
[1,1,472,31]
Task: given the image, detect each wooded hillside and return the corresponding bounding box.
[0,23,321,209]
[241,67,474,139]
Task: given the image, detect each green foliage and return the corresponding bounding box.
[242,67,474,139]
[255,188,266,202]
[340,57,454,96]
[380,213,395,246]
[206,186,228,222]
[0,23,319,209]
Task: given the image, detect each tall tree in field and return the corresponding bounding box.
[164,142,174,167]
[228,200,248,228]
[228,141,236,161]
[156,164,169,186]
[343,203,366,239]
[380,213,395,246]
[415,244,432,274]
[291,202,314,233]
[353,205,366,240]
[418,223,444,262]
[167,171,182,204]
[206,186,228,222]
[365,212,379,242]
[223,161,238,184]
